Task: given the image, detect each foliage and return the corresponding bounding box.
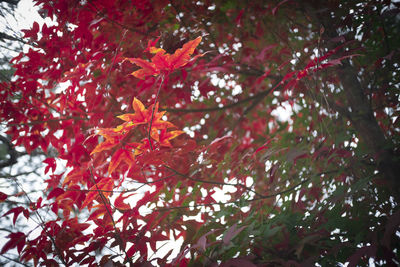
[1,0,400,266]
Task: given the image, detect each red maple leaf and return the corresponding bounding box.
[126,36,203,79]
[117,98,175,129]
[107,148,136,174]
[81,178,114,209]
[91,98,179,174]
[151,128,184,147]
[90,128,126,155]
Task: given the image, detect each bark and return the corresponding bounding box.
[305,2,400,196]
[336,61,399,188]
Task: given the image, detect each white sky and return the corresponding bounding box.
[0,0,54,57]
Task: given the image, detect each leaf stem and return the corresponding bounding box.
[148,75,165,150]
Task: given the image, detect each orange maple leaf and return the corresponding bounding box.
[164,36,203,69]
[127,140,152,155]
[117,97,175,129]
[108,148,136,174]
[147,102,176,129]
[62,169,89,187]
[151,128,184,147]
[117,97,149,125]
[126,36,203,79]
[87,204,113,223]
[81,178,114,209]
[90,128,126,155]
[90,97,181,174]
[125,57,160,80]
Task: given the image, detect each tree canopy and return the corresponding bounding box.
[1,0,400,266]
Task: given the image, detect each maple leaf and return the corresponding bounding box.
[126,36,203,79]
[0,192,7,202]
[114,193,133,211]
[147,102,175,129]
[144,36,161,53]
[117,98,175,129]
[117,97,149,126]
[2,207,29,225]
[62,168,87,187]
[108,148,136,174]
[90,97,177,174]
[91,128,126,155]
[47,187,64,199]
[87,204,111,221]
[81,178,114,209]
[125,57,160,80]
[151,128,184,147]
[43,158,56,174]
[1,232,26,255]
[164,36,203,70]
[127,140,152,155]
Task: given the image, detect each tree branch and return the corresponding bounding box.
[154,178,310,212]
[0,135,17,169]
[0,171,36,179]
[0,32,26,44]
[7,175,67,265]
[152,169,340,212]
[163,164,265,198]
[303,1,400,196]
[164,83,278,113]
[0,0,20,6]
[0,254,30,267]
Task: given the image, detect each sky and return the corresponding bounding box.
[0,0,54,58]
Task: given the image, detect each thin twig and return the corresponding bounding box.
[0,171,36,179]
[106,29,128,90]
[99,28,128,110]
[0,254,31,267]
